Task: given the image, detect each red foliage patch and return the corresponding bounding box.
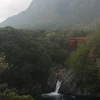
[64,37,87,50]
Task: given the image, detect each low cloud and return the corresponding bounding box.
[0,0,32,22]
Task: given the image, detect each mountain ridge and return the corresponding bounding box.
[0,0,100,30]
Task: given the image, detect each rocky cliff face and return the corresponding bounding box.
[19,66,97,96]
[0,0,100,29]
[44,66,95,96]
[45,66,79,95]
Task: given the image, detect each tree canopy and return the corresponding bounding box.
[68,30,100,94]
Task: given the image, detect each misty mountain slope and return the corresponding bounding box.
[0,0,100,29]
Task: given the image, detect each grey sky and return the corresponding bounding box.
[0,0,32,23]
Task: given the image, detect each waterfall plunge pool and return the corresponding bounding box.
[40,80,76,100]
[37,94,100,100]
[36,80,100,100]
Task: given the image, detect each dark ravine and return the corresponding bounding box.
[44,66,78,95]
[17,66,78,96]
[41,66,100,97]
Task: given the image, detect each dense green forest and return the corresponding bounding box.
[0,26,100,99]
[0,27,69,99]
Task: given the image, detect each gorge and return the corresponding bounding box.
[0,0,100,99]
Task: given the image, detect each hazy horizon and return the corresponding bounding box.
[0,0,32,23]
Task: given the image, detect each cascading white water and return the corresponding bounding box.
[42,80,62,96]
[54,80,62,93]
[41,80,76,99]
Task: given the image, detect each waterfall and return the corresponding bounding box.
[54,80,62,93]
[41,80,76,99]
[42,80,62,96]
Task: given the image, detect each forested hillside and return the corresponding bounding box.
[0,27,100,98]
[68,30,100,94]
[0,0,100,99]
[0,27,68,98]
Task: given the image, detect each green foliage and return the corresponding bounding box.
[0,92,34,100]
[68,30,100,93]
[0,27,68,95]
[0,55,8,73]
[0,27,97,95]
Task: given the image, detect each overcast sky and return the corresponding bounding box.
[0,0,32,23]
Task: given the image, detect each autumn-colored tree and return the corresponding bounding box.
[68,31,100,94]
